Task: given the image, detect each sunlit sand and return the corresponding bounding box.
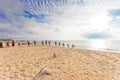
[0,45,120,80]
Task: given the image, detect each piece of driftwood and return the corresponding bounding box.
[33,68,51,80]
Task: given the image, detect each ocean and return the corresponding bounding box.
[36,40,120,52]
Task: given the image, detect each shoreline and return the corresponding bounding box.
[0,40,120,53]
[1,43,120,54]
[1,40,120,53]
[1,41,120,53]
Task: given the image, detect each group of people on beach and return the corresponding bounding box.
[27,40,36,46]
[41,40,75,48]
[0,40,75,48]
[0,40,15,48]
[6,40,15,47]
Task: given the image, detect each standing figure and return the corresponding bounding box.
[59,42,60,46]
[45,40,47,45]
[72,44,75,48]
[6,41,9,47]
[42,41,44,46]
[34,41,36,46]
[48,41,51,46]
[62,43,65,47]
[27,40,30,46]
[12,40,15,46]
[18,42,20,46]
[55,41,57,46]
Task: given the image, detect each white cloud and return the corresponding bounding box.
[0,0,24,20]
[0,0,120,40]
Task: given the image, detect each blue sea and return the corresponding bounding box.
[37,40,120,52]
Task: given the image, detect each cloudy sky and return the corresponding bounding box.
[0,0,120,40]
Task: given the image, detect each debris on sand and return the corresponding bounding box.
[33,68,51,80]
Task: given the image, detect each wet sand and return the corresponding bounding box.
[0,45,120,80]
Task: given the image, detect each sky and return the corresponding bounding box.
[0,0,120,40]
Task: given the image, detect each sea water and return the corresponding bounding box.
[37,40,120,52]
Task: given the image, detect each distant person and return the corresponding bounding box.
[58,42,60,46]
[72,44,73,47]
[45,40,47,45]
[34,41,36,46]
[18,42,20,46]
[0,42,3,48]
[48,41,51,46]
[27,40,30,46]
[72,44,75,48]
[42,41,44,45]
[55,41,57,46]
[6,41,9,47]
[12,40,15,46]
[62,43,65,47]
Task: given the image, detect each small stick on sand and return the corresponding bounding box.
[33,68,44,80]
[33,68,51,80]
[53,53,57,58]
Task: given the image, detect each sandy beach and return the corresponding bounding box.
[0,45,120,80]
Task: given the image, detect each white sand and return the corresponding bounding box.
[0,45,120,80]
